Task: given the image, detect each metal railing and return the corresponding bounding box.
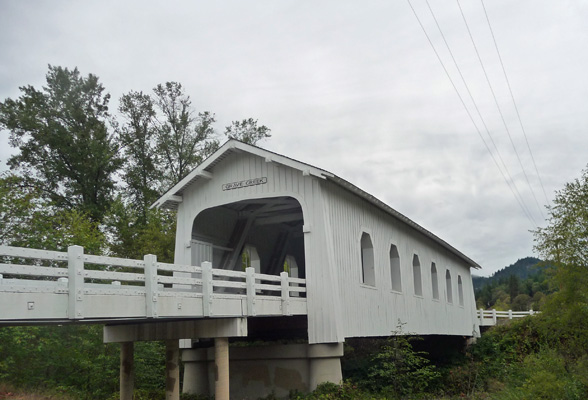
[477,308,538,326]
[0,245,307,322]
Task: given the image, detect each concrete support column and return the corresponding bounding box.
[308,343,343,391]
[166,340,180,400]
[181,348,210,396]
[120,342,134,400]
[214,337,230,400]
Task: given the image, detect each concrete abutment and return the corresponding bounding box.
[182,342,344,399]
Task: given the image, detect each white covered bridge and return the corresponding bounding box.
[0,140,482,399]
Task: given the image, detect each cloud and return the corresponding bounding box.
[1,0,586,275]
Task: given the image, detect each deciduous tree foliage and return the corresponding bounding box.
[153,82,218,187]
[0,66,274,398]
[533,165,588,356]
[0,66,122,222]
[118,91,161,221]
[533,165,588,268]
[0,173,105,252]
[224,118,271,145]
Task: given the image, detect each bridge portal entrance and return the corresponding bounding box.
[190,196,305,280]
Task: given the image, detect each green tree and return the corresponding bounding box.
[104,197,175,262]
[0,173,42,245]
[0,65,122,222]
[365,333,440,397]
[0,173,104,252]
[224,118,271,145]
[153,82,218,187]
[508,274,520,301]
[118,91,161,221]
[534,165,588,268]
[533,165,588,356]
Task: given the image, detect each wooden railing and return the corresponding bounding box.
[0,245,307,323]
[477,308,538,326]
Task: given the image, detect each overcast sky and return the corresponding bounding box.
[1,1,587,276]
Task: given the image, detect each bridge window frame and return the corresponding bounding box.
[458,275,464,307]
[241,244,261,273]
[431,262,439,300]
[412,253,423,297]
[446,269,453,304]
[389,243,402,292]
[360,231,376,287]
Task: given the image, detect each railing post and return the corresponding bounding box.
[144,254,158,318]
[508,309,513,320]
[202,261,213,317]
[492,309,497,325]
[280,271,290,316]
[68,245,85,320]
[529,309,534,316]
[246,267,256,316]
[479,308,484,325]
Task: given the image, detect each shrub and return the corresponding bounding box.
[360,332,440,397]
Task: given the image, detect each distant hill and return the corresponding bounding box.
[473,257,543,291]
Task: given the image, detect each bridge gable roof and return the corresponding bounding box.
[152,140,481,269]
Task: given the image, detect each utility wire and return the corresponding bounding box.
[480,0,551,207]
[455,0,545,221]
[406,0,537,227]
[421,0,537,226]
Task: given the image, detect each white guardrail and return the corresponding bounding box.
[0,245,307,322]
[477,308,538,326]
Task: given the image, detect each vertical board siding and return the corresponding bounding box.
[175,152,343,343]
[321,181,477,338]
[174,151,478,343]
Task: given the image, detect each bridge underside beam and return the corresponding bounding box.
[103,318,247,343]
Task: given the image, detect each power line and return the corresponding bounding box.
[480,0,551,207]
[421,0,537,225]
[455,0,545,221]
[405,0,537,227]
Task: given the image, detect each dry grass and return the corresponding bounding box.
[0,384,75,400]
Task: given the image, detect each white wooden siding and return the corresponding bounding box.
[174,152,344,343]
[321,181,478,338]
[173,150,479,343]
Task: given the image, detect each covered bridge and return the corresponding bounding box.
[151,140,481,397]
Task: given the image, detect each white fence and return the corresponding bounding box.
[477,308,538,326]
[0,245,307,323]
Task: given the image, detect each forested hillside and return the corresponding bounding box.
[472,256,542,290]
[473,257,551,311]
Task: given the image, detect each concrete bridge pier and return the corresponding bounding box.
[166,340,180,400]
[120,342,134,400]
[214,337,230,400]
[104,318,247,400]
[182,342,344,399]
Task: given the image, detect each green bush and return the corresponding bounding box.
[361,336,440,398]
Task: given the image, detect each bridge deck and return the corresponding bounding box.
[0,245,307,324]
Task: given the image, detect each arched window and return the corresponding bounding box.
[431,263,439,300]
[241,245,260,273]
[446,269,453,304]
[390,244,401,292]
[361,233,375,286]
[285,255,300,297]
[458,275,464,306]
[413,254,422,296]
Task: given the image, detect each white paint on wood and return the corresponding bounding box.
[165,144,481,342]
